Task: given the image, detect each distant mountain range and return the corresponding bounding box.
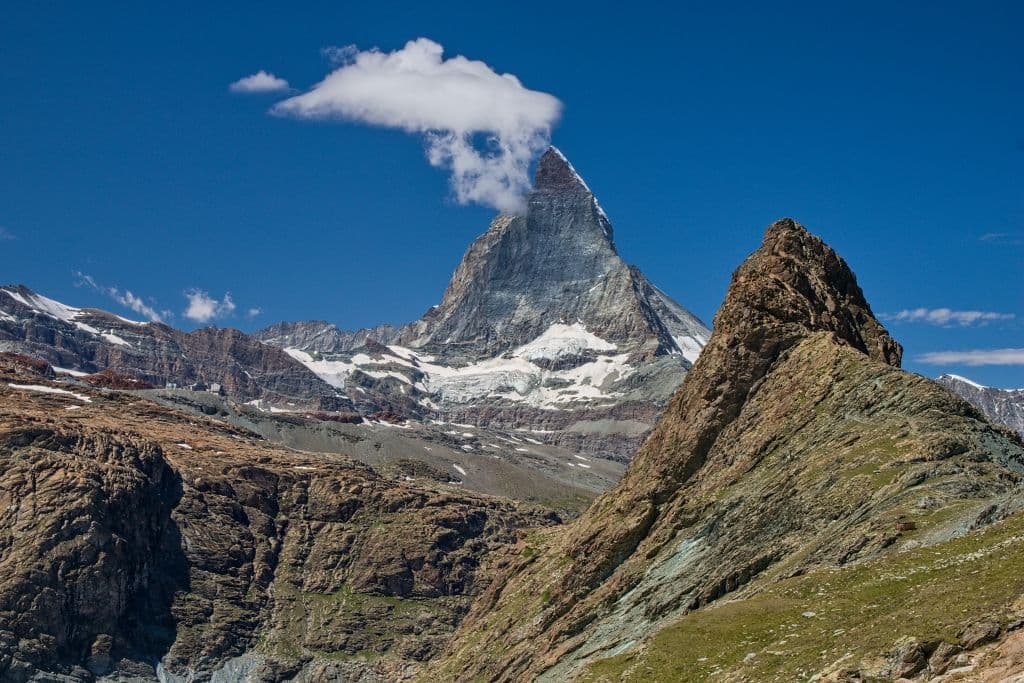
[936,373,1024,437]
[0,283,346,407]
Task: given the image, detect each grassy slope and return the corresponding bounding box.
[583,507,1024,681]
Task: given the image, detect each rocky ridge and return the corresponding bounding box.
[0,285,346,409]
[937,373,1024,438]
[426,219,1024,681]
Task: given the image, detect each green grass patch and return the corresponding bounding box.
[585,510,1024,681]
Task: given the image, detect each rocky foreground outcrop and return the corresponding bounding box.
[426,219,1024,681]
[0,357,554,682]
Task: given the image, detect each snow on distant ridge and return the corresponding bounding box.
[1,286,142,348]
[940,373,988,390]
[288,322,630,409]
[2,287,81,323]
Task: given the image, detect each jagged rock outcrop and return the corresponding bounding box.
[256,320,399,356]
[256,148,709,461]
[0,359,554,682]
[426,219,1024,681]
[0,285,345,408]
[937,373,1024,438]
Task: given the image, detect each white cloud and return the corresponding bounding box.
[113,289,167,323]
[321,45,358,66]
[885,308,1015,327]
[184,290,236,323]
[246,307,262,318]
[271,37,562,213]
[918,349,1024,366]
[229,70,290,94]
[75,272,167,322]
[980,232,1023,246]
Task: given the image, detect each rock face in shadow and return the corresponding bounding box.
[426,219,1024,681]
[0,357,554,682]
[0,427,186,681]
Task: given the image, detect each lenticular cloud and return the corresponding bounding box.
[271,38,562,213]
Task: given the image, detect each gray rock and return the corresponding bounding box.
[936,374,1024,438]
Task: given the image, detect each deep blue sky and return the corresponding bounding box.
[1,2,1021,386]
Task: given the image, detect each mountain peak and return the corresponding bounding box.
[534,146,591,193]
[719,217,902,367]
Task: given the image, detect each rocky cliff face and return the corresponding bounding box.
[255,148,710,461]
[0,357,553,682]
[937,373,1024,438]
[394,148,705,363]
[256,320,399,356]
[427,219,1024,682]
[0,285,345,408]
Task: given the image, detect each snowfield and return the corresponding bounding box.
[8,383,92,403]
[287,322,636,410]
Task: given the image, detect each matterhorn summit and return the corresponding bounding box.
[257,147,710,460]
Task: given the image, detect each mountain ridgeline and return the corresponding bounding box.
[1,148,709,464]
[427,219,1024,681]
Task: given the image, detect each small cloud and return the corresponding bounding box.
[246,307,262,318]
[271,37,562,213]
[229,70,290,94]
[183,289,236,323]
[918,348,1024,366]
[884,307,1014,327]
[0,227,14,240]
[980,232,1023,246]
[75,271,168,322]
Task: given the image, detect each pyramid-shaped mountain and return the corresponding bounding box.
[395,148,708,363]
[257,148,710,460]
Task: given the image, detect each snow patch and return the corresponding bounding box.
[8,383,92,402]
[672,334,706,365]
[453,464,467,477]
[514,322,616,361]
[53,366,89,377]
[74,321,100,335]
[101,332,132,347]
